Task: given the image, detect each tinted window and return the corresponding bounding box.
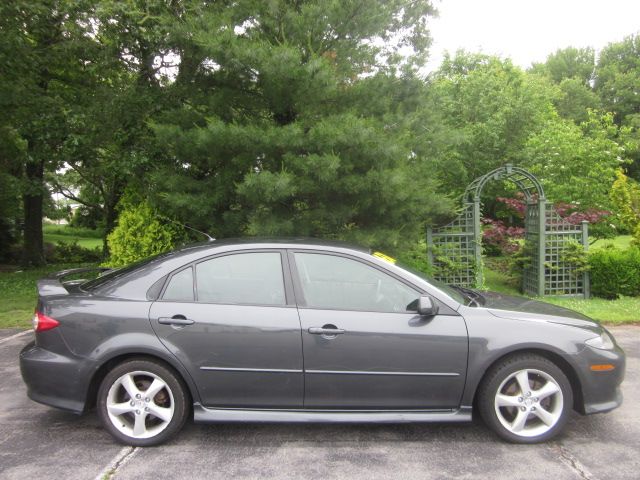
[294,253,419,313]
[81,252,169,291]
[163,268,194,301]
[196,252,285,305]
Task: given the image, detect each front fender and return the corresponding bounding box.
[460,307,590,407]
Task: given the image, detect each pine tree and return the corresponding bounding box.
[149,0,449,250]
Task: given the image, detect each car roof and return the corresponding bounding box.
[169,237,371,256]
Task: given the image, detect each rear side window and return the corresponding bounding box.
[196,252,286,306]
[162,268,194,302]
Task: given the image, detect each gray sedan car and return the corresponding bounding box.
[20,239,625,446]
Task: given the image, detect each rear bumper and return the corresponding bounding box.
[19,341,87,414]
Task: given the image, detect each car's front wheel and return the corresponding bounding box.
[97,359,189,446]
[478,354,573,443]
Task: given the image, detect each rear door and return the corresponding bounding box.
[149,249,303,408]
[290,251,468,410]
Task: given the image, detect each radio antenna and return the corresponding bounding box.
[159,215,215,242]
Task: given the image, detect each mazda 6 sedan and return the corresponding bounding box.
[20,239,625,446]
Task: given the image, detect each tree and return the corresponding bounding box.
[148,0,447,250]
[522,111,628,209]
[0,1,100,265]
[529,47,600,124]
[530,46,596,86]
[595,34,640,180]
[49,0,182,254]
[416,52,557,194]
[553,78,601,124]
[595,35,640,125]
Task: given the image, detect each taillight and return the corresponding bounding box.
[32,310,60,332]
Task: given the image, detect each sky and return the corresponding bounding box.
[424,0,640,72]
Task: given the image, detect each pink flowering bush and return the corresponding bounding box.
[482,218,524,256]
[483,196,611,256]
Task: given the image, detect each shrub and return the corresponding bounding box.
[396,241,432,275]
[610,168,640,233]
[45,241,103,263]
[482,218,524,256]
[106,202,182,267]
[588,246,640,299]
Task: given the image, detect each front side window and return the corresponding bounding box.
[294,253,419,313]
[196,252,286,306]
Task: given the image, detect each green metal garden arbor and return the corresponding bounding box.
[426,164,590,297]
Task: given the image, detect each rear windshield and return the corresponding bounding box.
[81,253,167,291]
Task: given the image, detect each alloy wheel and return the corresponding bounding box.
[493,368,564,438]
[105,370,175,439]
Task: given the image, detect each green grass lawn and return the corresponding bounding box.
[0,263,97,329]
[590,234,632,251]
[43,224,103,249]
[483,259,640,325]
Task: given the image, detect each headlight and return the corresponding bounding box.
[585,331,615,350]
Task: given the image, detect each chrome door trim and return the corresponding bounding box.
[200,366,303,373]
[305,369,460,377]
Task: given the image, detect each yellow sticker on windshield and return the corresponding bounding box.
[373,252,397,264]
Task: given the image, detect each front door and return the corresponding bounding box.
[150,250,303,408]
[290,251,468,410]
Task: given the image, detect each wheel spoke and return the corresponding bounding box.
[144,378,166,399]
[121,373,140,400]
[496,394,521,408]
[515,370,531,395]
[132,412,148,437]
[533,381,560,401]
[533,406,558,426]
[147,404,173,423]
[107,401,135,417]
[511,409,529,432]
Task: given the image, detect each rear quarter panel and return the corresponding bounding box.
[42,295,202,407]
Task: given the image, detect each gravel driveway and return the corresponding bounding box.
[1,326,638,480]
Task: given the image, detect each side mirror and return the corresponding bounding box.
[417,295,439,317]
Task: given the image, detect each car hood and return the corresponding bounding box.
[479,291,600,331]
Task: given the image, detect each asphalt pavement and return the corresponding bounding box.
[0,326,638,480]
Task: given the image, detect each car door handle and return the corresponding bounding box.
[158,316,195,326]
[308,326,345,335]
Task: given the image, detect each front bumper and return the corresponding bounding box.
[573,342,625,415]
[19,341,87,414]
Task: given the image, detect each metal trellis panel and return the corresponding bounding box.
[426,164,589,297]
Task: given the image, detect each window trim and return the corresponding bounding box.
[157,249,295,307]
[288,249,424,314]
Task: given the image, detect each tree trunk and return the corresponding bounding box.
[22,160,45,266]
[102,197,120,257]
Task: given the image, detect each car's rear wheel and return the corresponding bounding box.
[478,354,573,443]
[97,359,188,446]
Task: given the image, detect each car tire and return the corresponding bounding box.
[478,354,573,443]
[97,358,189,446]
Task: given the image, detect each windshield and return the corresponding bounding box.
[393,261,468,305]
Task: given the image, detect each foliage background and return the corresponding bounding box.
[1,1,640,312]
